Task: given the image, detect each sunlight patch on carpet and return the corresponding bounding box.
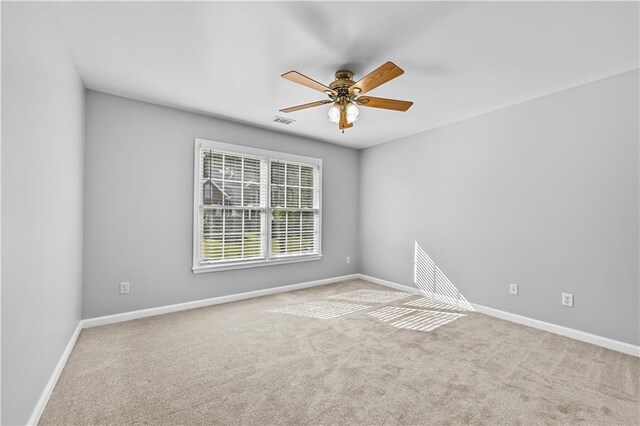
[328,289,413,304]
[404,297,467,311]
[269,301,371,320]
[368,306,466,332]
[367,306,421,322]
[391,310,466,332]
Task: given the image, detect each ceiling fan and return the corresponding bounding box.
[279,61,413,133]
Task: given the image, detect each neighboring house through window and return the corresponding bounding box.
[193,139,322,272]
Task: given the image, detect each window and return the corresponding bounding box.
[193,139,321,272]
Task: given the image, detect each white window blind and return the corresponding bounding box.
[199,149,268,263]
[193,139,322,272]
[270,161,320,257]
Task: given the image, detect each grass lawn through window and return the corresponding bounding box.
[202,233,315,262]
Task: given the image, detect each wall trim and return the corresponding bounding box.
[467,303,640,358]
[357,273,640,358]
[27,273,358,424]
[27,271,639,425]
[82,274,359,328]
[27,322,83,426]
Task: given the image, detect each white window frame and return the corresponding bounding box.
[192,138,322,273]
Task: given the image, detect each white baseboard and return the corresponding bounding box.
[27,322,83,426]
[27,273,358,425]
[81,274,359,328]
[357,273,640,358]
[26,271,639,425]
[469,303,640,357]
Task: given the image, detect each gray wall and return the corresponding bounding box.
[359,70,639,345]
[82,91,359,318]
[1,2,85,424]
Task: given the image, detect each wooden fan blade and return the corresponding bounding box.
[339,108,353,130]
[280,100,331,113]
[282,71,336,95]
[349,62,404,95]
[356,96,413,111]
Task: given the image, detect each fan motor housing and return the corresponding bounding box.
[329,70,356,94]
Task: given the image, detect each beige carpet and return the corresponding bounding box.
[40,279,639,425]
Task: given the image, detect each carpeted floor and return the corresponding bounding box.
[40,279,639,425]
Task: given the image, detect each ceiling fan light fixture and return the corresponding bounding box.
[328,103,341,124]
[346,102,359,123]
[280,62,412,132]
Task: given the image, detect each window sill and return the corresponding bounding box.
[192,254,322,273]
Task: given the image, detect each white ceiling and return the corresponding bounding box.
[54,1,638,149]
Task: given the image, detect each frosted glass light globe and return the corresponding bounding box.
[346,102,359,123]
[327,103,341,124]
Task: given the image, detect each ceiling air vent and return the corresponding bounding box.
[272,116,296,125]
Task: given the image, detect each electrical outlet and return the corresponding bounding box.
[562,293,573,307]
[509,283,518,295]
[120,281,130,294]
[346,256,351,264]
